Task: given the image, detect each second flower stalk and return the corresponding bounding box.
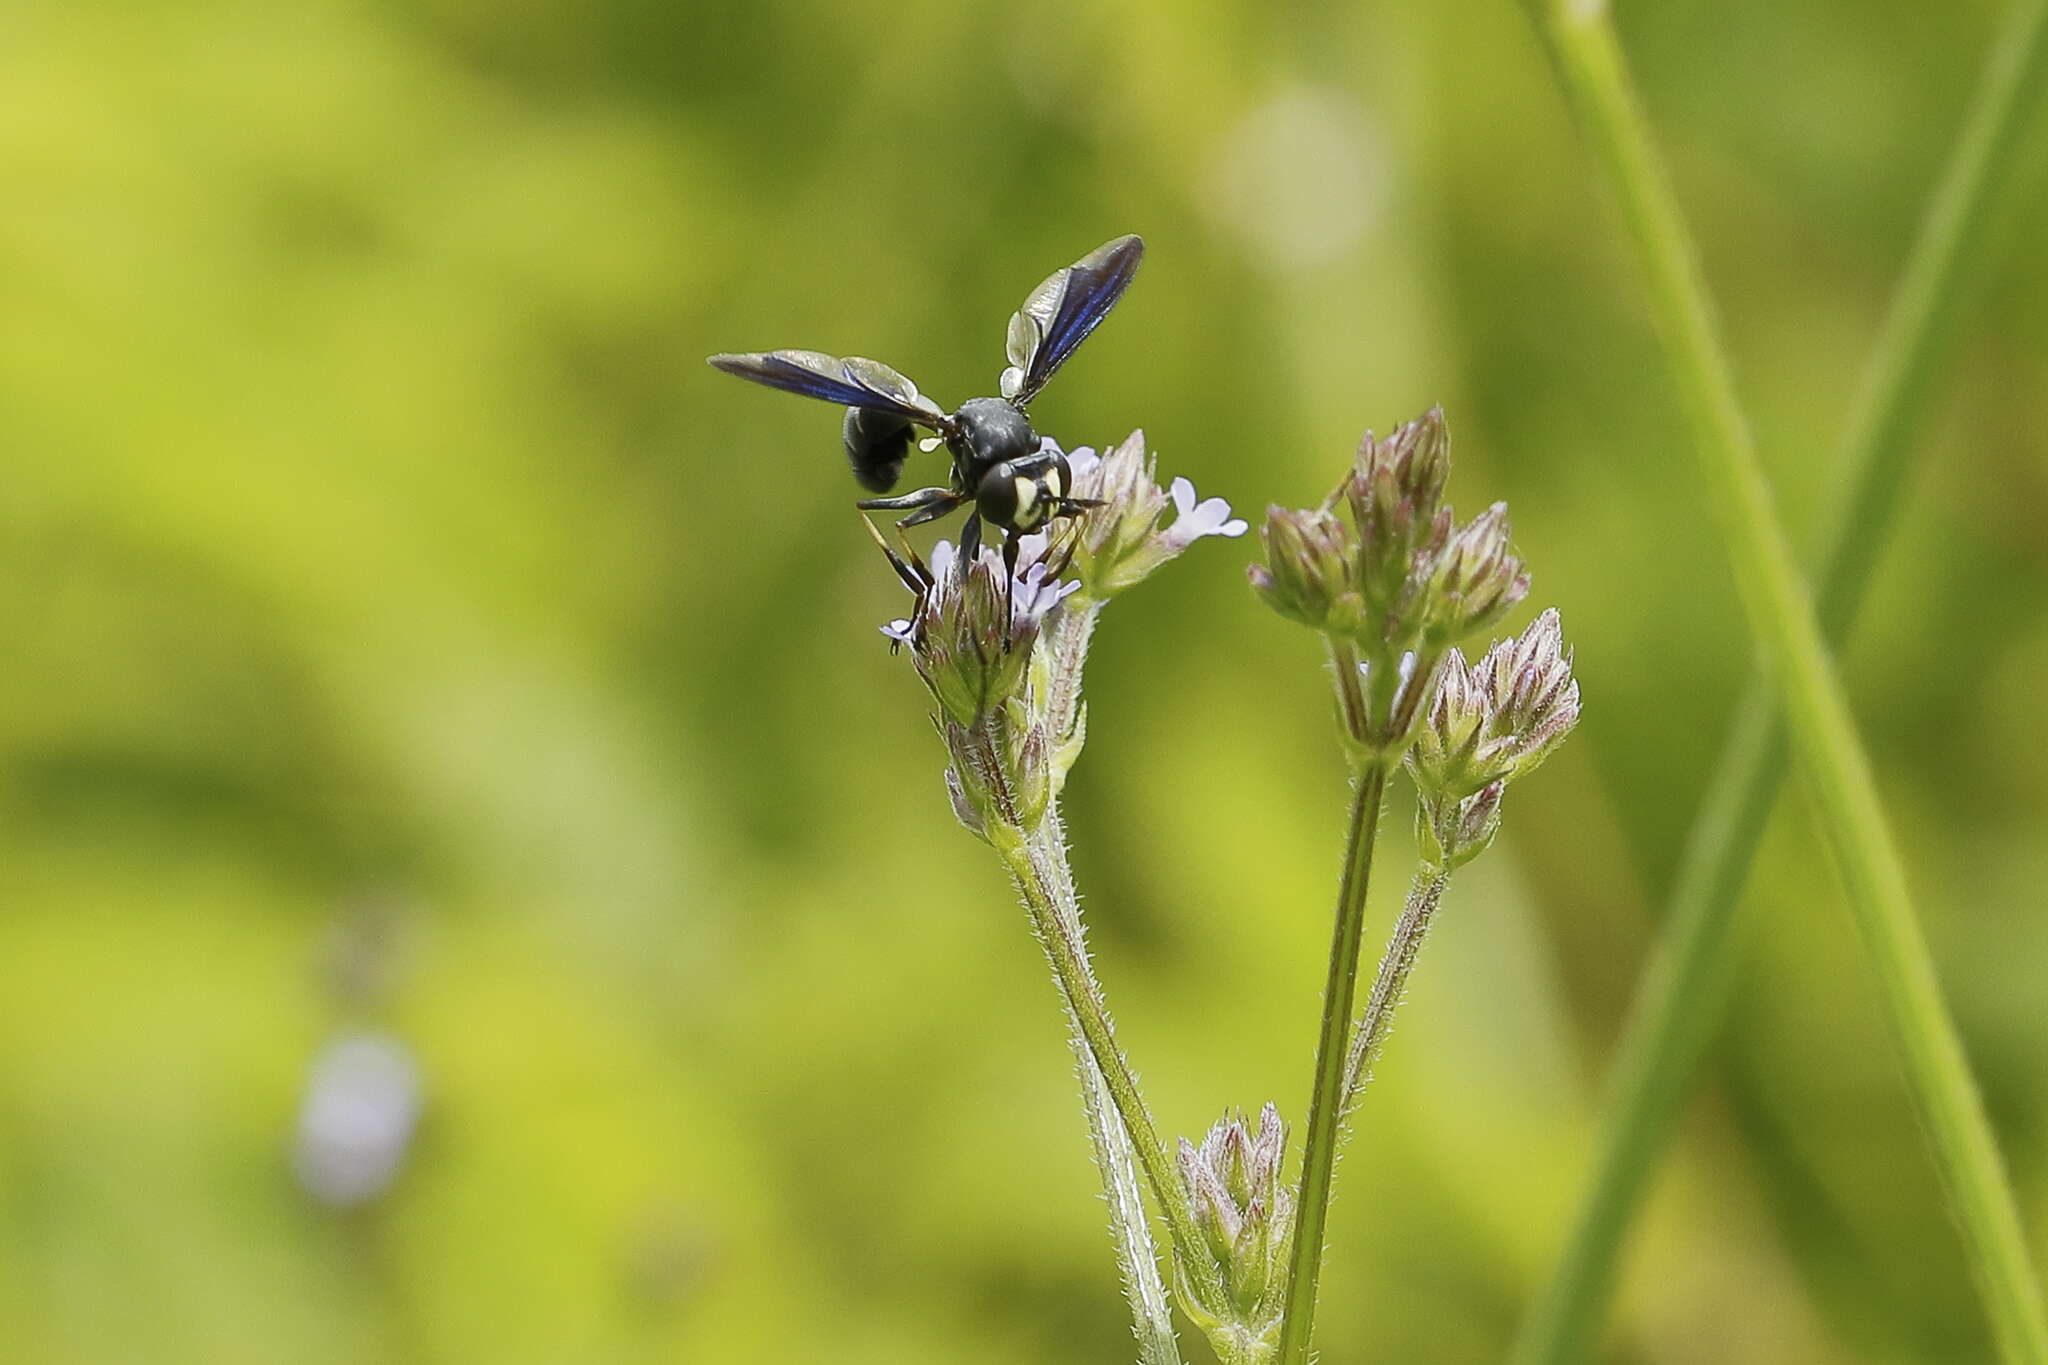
[1251,409,1580,1365]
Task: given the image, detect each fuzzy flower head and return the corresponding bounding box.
[1422,502,1530,646]
[1063,430,1247,598]
[876,528,1079,729]
[1409,609,1581,866]
[1247,504,1364,636]
[1174,1103,1294,1355]
[1250,408,1530,657]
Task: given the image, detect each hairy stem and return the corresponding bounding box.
[1068,998,1185,1365]
[1341,864,1450,1115]
[1018,597,1186,1364]
[1032,813,1183,1365]
[981,736,1230,1315]
[1277,763,1392,1365]
[1521,3,2048,1361]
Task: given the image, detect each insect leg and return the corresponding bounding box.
[856,485,959,514]
[1044,527,1078,580]
[898,490,971,530]
[957,512,984,566]
[1000,528,1021,638]
[858,514,931,595]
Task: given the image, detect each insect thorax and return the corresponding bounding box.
[948,397,1039,482]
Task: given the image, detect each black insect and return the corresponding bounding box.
[709,234,1144,572]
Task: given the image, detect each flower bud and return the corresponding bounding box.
[1424,502,1529,645]
[1411,611,1579,794]
[1248,505,1364,636]
[1408,611,1580,867]
[1362,406,1451,525]
[1418,777,1505,870]
[943,766,987,840]
[1345,409,1452,618]
[1347,410,1449,541]
[1255,409,1527,668]
[1008,718,1052,830]
[1174,1104,1293,1359]
[1481,606,1580,766]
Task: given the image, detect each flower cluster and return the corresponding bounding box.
[878,531,1078,729]
[1175,1104,1294,1362]
[869,529,1076,834]
[1063,430,1248,598]
[1252,410,1526,651]
[1408,608,1582,868]
[1250,408,1530,757]
[870,431,1244,838]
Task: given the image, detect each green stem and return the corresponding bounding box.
[983,752,1230,1316]
[1054,912,1185,1365]
[1327,636,1373,749]
[1513,5,2048,1357]
[1340,863,1450,1115]
[999,600,1190,1363]
[1277,762,1392,1365]
[1520,4,2048,1362]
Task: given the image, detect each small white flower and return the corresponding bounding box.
[1062,430,1247,597]
[927,538,960,585]
[1161,475,1250,552]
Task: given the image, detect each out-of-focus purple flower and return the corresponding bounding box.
[293,1030,423,1207]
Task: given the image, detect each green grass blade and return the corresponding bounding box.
[1512,4,2048,1361]
[1514,3,2048,1362]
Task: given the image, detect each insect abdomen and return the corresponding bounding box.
[842,407,915,493]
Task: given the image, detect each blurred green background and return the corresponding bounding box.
[4,0,2047,1360]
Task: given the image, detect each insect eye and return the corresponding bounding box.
[975,462,1031,527]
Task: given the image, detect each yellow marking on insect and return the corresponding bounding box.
[1046,467,1065,499]
[1013,477,1038,513]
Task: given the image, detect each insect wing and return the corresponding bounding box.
[708,350,946,426]
[1001,234,1143,403]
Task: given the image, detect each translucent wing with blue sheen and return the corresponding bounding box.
[1000,235,1144,404]
[708,350,947,426]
